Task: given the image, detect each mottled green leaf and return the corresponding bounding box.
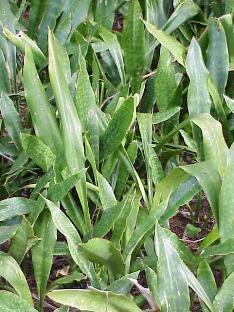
[0,253,33,305]
[48,289,141,312]
[154,222,190,312]
[186,38,211,115]
[32,209,56,310]
[207,19,229,96]
[213,273,234,312]
[23,46,62,154]
[122,0,145,91]
[100,97,135,160]
[21,134,55,171]
[0,291,36,312]
[0,93,21,149]
[79,238,125,278]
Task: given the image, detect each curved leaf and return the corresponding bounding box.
[0,253,33,306]
[48,289,141,312]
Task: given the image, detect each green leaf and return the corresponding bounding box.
[203,238,234,257]
[137,113,163,203]
[0,50,10,93]
[115,140,138,199]
[48,289,141,312]
[32,209,57,310]
[181,161,221,221]
[153,168,200,222]
[23,46,62,154]
[3,28,46,67]
[143,20,186,66]
[46,199,99,287]
[0,253,33,305]
[9,216,38,264]
[76,54,99,164]
[59,0,91,33]
[219,144,234,273]
[123,200,168,261]
[48,30,90,230]
[197,260,217,307]
[111,188,136,245]
[99,26,125,84]
[0,93,21,149]
[100,97,135,160]
[213,273,234,312]
[145,266,161,309]
[220,14,234,67]
[0,197,38,221]
[122,0,145,92]
[224,95,234,113]
[21,134,55,171]
[49,272,86,291]
[154,222,190,312]
[192,114,228,177]
[28,0,47,39]
[93,194,130,238]
[165,229,197,269]
[181,263,214,311]
[117,146,148,206]
[0,218,21,244]
[38,0,64,52]
[155,47,177,112]
[186,38,211,115]
[95,0,117,30]
[0,291,37,312]
[47,169,86,203]
[197,226,219,254]
[163,0,200,34]
[79,238,125,278]
[207,19,229,96]
[54,14,71,44]
[97,172,117,210]
[153,107,180,125]
[107,272,139,295]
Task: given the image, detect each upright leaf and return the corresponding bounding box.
[48,30,90,231]
[46,199,99,287]
[76,54,99,164]
[23,46,62,154]
[197,260,217,310]
[99,26,125,84]
[155,47,177,112]
[154,222,190,312]
[219,145,234,274]
[122,0,145,92]
[9,217,38,264]
[97,172,117,210]
[186,38,211,115]
[0,93,21,149]
[32,210,57,311]
[100,97,135,160]
[192,114,228,177]
[207,19,229,96]
[213,273,234,312]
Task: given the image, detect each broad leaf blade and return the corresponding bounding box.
[48,289,141,312]
[0,253,33,305]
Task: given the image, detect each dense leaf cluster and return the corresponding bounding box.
[0,0,233,311]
